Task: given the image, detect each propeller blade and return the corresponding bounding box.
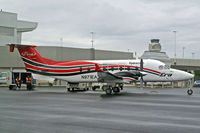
[140,59,144,89]
[140,58,143,71]
[140,76,143,89]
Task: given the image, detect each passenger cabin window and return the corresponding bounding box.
[119,67,123,71]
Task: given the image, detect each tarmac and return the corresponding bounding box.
[0,86,200,133]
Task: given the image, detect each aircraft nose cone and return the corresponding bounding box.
[187,73,194,79]
[173,69,194,81]
[182,71,194,80]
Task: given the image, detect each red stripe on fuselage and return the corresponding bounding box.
[22,56,97,67]
[143,68,161,74]
[24,60,161,75]
[24,63,96,73]
[52,61,97,66]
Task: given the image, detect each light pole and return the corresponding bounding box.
[90,32,94,48]
[192,52,195,59]
[182,47,185,58]
[90,32,95,60]
[173,31,177,65]
[60,37,63,61]
[173,31,177,59]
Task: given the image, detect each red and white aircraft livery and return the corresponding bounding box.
[8,44,193,94]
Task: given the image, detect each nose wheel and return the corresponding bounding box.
[187,89,193,95]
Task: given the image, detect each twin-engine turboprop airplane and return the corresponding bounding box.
[8,44,194,94]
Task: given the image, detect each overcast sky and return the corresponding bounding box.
[1,0,200,58]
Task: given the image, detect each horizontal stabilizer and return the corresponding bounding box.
[7,44,36,52]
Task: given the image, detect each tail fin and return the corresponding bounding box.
[8,44,57,66]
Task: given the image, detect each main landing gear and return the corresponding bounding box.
[66,82,124,95]
[102,84,123,95]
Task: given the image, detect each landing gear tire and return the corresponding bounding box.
[120,86,123,90]
[119,84,123,90]
[67,88,71,92]
[105,88,112,95]
[187,89,193,95]
[92,87,96,91]
[9,85,13,90]
[102,86,107,91]
[113,87,120,93]
[83,88,89,91]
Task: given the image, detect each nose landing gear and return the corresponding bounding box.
[187,89,193,95]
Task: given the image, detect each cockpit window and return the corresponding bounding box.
[0,73,7,77]
[164,65,170,69]
[159,65,164,70]
[159,65,170,70]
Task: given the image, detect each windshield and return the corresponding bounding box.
[158,65,170,70]
[0,73,7,78]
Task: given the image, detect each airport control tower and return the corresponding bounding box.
[140,39,171,65]
[0,10,37,45]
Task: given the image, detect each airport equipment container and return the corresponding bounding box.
[6,71,36,90]
[0,72,8,84]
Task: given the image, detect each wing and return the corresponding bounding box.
[97,70,146,83]
[97,72,123,83]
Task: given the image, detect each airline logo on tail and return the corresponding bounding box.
[21,52,36,57]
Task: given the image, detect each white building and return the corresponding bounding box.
[0,10,37,45]
[140,39,171,65]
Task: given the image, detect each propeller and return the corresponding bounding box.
[140,59,144,89]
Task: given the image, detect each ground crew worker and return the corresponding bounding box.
[26,75,32,90]
[15,77,21,88]
[26,75,31,84]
